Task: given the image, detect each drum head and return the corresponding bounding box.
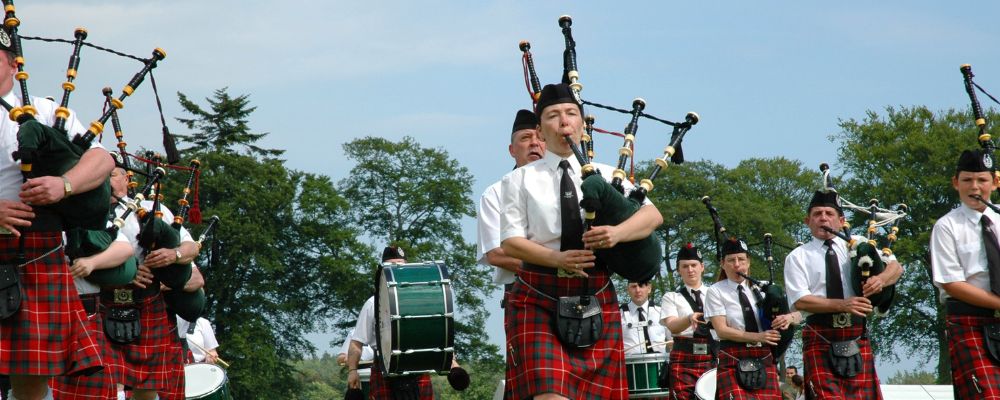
[694,368,717,400]
[185,363,227,398]
[376,266,393,373]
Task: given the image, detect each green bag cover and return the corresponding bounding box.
[579,174,662,282]
[163,288,205,322]
[64,229,138,286]
[16,119,111,230]
[850,241,895,312]
[137,216,190,289]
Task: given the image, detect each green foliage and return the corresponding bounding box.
[170,88,371,397]
[885,368,938,385]
[337,135,502,394]
[833,106,1000,383]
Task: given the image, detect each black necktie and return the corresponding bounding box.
[825,239,845,299]
[738,285,760,333]
[559,160,584,251]
[981,215,1000,295]
[691,289,703,312]
[637,306,654,353]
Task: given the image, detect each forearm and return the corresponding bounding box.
[64,149,114,193]
[87,242,134,270]
[178,241,199,264]
[879,260,903,286]
[942,281,1000,310]
[485,248,522,272]
[709,316,754,343]
[501,237,561,268]
[793,295,845,314]
[347,340,363,369]
[664,316,689,335]
[614,205,663,242]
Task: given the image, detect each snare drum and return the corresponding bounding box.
[374,261,455,377]
[694,368,717,400]
[625,352,670,398]
[184,363,231,400]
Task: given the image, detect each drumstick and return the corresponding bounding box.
[188,339,230,368]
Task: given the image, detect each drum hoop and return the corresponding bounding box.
[625,352,668,363]
[184,363,228,398]
[694,367,717,400]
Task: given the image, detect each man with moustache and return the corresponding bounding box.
[784,190,903,399]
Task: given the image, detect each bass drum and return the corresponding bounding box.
[184,363,231,400]
[374,261,455,377]
[694,368,716,400]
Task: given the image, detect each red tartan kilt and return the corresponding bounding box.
[0,233,103,376]
[51,307,122,399]
[368,359,433,399]
[802,324,882,400]
[505,268,628,400]
[668,337,716,400]
[102,291,178,391]
[716,343,780,400]
[947,315,1000,399]
[157,314,186,400]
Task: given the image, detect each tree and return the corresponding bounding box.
[833,106,1000,383]
[171,88,371,397]
[337,136,504,393]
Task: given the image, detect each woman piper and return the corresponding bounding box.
[704,238,796,400]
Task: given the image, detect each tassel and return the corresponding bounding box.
[162,126,180,165]
[188,170,202,224]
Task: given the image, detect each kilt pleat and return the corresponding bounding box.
[947,315,1000,400]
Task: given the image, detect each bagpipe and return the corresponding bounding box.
[702,196,795,359]
[0,3,170,231]
[817,163,906,314]
[959,64,999,170]
[520,15,699,282]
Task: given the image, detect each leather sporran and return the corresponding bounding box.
[983,324,1000,363]
[735,357,766,390]
[827,340,863,378]
[554,295,603,348]
[104,307,141,344]
[0,263,22,319]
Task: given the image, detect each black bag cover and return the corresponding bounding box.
[828,340,863,378]
[0,263,22,319]
[104,306,141,344]
[984,324,1000,364]
[554,295,604,348]
[735,357,766,390]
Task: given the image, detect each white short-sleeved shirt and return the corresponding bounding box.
[350,296,377,348]
[620,300,670,354]
[0,92,100,201]
[477,180,516,285]
[931,204,999,299]
[783,234,898,316]
[339,326,375,362]
[500,151,651,250]
[704,279,762,338]
[177,317,220,363]
[660,284,710,338]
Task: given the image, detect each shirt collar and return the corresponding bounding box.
[959,202,997,224]
[542,151,579,173]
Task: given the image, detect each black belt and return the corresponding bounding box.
[100,284,159,305]
[673,337,717,355]
[805,313,866,328]
[79,293,99,315]
[946,299,1000,318]
[719,340,765,349]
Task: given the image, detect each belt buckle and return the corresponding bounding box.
[113,289,134,305]
[832,312,852,328]
[994,309,1000,318]
[746,341,762,348]
[693,343,708,355]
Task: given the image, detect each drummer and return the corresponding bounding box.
[659,243,716,400]
[621,280,669,355]
[346,246,469,399]
[704,238,790,399]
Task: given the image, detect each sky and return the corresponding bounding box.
[17,0,1000,379]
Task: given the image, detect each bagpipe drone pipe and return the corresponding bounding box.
[817,163,907,314]
[960,64,999,171]
[0,4,170,230]
[520,15,699,282]
[702,196,796,358]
